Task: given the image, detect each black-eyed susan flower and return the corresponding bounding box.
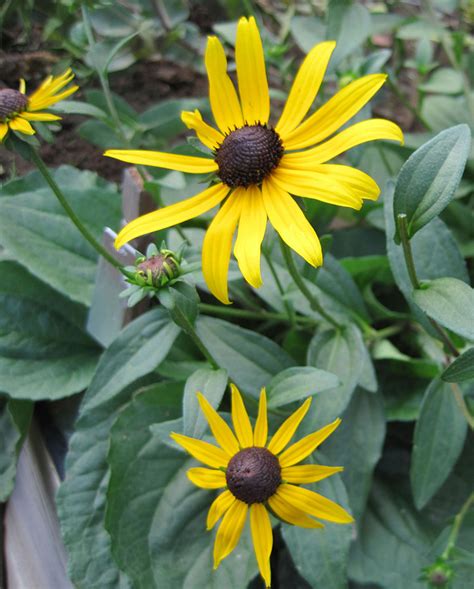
[170,385,353,588]
[0,69,78,142]
[106,17,403,304]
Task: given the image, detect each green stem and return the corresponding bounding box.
[198,303,316,326]
[386,76,432,131]
[263,249,296,327]
[397,214,460,358]
[279,239,341,329]
[29,147,128,273]
[184,322,219,369]
[441,491,474,559]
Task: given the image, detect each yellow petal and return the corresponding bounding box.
[202,190,242,304]
[104,149,218,173]
[268,492,324,529]
[235,17,270,124]
[29,85,78,110]
[267,397,312,455]
[0,123,9,142]
[271,166,363,210]
[283,74,388,150]
[187,467,227,489]
[9,117,35,135]
[197,392,240,456]
[281,464,343,483]
[205,36,244,133]
[312,164,380,201]
[253,388,268,447]
[231,383,253,448]
[21,111,62,122]
[250,504,273,588]
[213,499,248,568]
[262,177,323,267]
[115,183,229,249]
[29,69,73,101]
[276,41,336,139]
[19,79,26,94]
[170,432,230,468]
[276,484,354,523]
[207,490,236,530]
[181,109,224,150]
[234,185,267,289]
[278,418,341,467]
[283,118,404,165]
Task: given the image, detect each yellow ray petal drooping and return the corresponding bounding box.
[207,490,236,530]
[250,504,273,588]
[277,484,354,523]
[213,499,248,568]
[268,493,324,529]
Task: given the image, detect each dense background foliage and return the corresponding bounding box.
[0,1,473,588]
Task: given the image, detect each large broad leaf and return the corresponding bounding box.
[0,397,33,501]
[349,481,433,589]
[410,379,468,509]
[0,166,121,305]
[413,278,474,341]
[393,125,471,239]
[303,324,365,433]
[324,388,386,521]
[57,310,180,589]
[0,261,99,400]
[327,2,372,69]
[266,367,340,409]
[282,458,353,589]
[384,182,469,331]
[195,316,293,398]
[106,386,257,589]
[442,347,474,382]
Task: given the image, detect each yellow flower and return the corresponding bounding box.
[0,69,78,142]
[105,17,403,304]
[171,385,353,588]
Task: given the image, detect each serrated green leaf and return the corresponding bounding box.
[394,125,471,240]
[183,368,228,438]
[0,166,121,306]
[410,379,468,509]
[442,348,474,382]
[195,317,293,398]
[266,367,340,409]
[0,261,99,400]
[413,278,474,340]
[0,398,33,501]
[57,310,180,589]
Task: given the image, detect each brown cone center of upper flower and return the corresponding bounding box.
[215,124,283,188]
[0,89,28,121]
[226,446,281,504]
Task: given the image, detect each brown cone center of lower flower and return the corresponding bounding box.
[0,89,28,121]
[215,124,283,188]
[226,446,281,504]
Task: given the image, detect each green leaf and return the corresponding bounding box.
[183,368,228,438]
[413,278,474,340]
[303,324,365,433]
[442,348,474,382]
[0,398,33,501]
[410,379,468,509]
[52,100,108,119]
[0,166,121,306]
[159,282,199,332]
[324,388,386,520]
[139,98,210,135]
[57,310,180,589]
[393,125,471,240]
[290,15,326,53]
[0,261,99,400]
[195,317,293,398]
[349,481,432,589]
[328,3,372,69]
[266,367,340,409]
[419,68,464,94]
[282,458,353,589]
[106,385,256,589]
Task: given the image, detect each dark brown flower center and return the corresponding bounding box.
[226,446,281,504]
[215,124,283,188]
[0,89,28,121]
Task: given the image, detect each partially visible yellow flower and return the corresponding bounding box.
[106,16,403,304]
[0,69,78,142]
[171,385,353,588]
